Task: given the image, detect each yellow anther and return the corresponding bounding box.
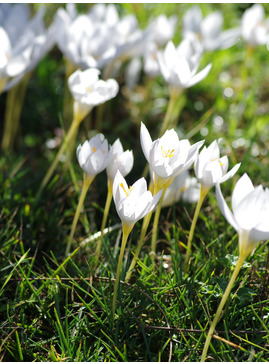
[92,147,96,153]
[211,158,224,166]
[120,183,133,197]
[161,146,175,158]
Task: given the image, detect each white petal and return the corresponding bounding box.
[250,226,269,242]
[219,162,241,184]
[140,122,152,162]
[186,63,212,88]
[234,185,265,230]
[231,173,254,215]
[113,170,127,206]
[215,183,238,231]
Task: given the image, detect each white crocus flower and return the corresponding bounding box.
[68,68,119,122]
[201,172,269,361]
[216,173,269,259]
[113,170,162,230]
[107,139,134,183]
[194,139,241,191]
[146,14,177,47]
[185,139,240,268]
[241,4,269,46]
[157,39,212,93]
[76,134,110,180]
[66,133,110,257]
[112,169,162,323]
[182,5,240,52]
[140,122,204,192]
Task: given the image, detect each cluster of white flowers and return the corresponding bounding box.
[2,3,269,97]
[0,4,55,93]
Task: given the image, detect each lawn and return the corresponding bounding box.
[1,3,269,362]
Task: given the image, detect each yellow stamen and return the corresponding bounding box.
[93,147,96,152]
[161,146,175,158]
[210,158,224,166]
[120,183,133,197]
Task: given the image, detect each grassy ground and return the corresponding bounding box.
[1,3,269,362]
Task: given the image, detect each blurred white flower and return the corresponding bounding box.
[143,42,160,78]
[194,139,240,190]
[216,173,269,259]
[162,170,200,208]
[106,139,134,182]
[142,14,177,79]
[0,4,55,92]
[77,134,110,179]
[113,170,162,229]
[146,14,177,47]
[68,68,119,121]
[55,3,149,74]
[241,4,269,46]
[157,39,212,93]
[182,5,240,52]
[0,27,30,92]
[140,122,204,191]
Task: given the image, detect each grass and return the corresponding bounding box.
[1,2,269,362]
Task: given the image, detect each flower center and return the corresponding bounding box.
[210,158,224,166]
[120,183,133,197]
[161,146,175,159]
[92,147,96,152]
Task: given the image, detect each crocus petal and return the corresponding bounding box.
[140,122,152,162]
[186,63,212,88]
[231,173,254,215]
[250,226,269,242]
[215,183,238,232]
[219,162,241,184]
[234,185,265,230]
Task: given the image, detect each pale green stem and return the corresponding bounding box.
[0,78,6,94]
[150,186,167,261]
[200,254,245,362]
[65,173,94,256]
[95,103,105,132]
[111,223,133,325]
[63,59,76,131]
[159,88,182,137]
[38,116,81,196]
[185,185,209,274]
[125,210,153,282]
[94,179,113,268]
[2,73,30,152]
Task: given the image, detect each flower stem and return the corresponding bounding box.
[65,173,94,256]
[150,187,166,262]
[2,73,30,152]
[111,223,132,325]
[38,116,81,196]
[158,88,182,137]
[94,180,113,269]
[125,210,153,282]
[184,186,209,274]
[200,254,245,362]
